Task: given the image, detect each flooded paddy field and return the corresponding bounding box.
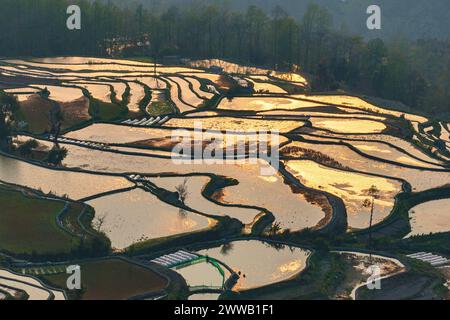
[1,56,449,300]
[88,189,214,250]
[189,59,308,86]
[309,118,387,134]
[284,159,403,229]
[166,76,205,107]
[178,240,310,291]
[164,77,196,113]
[185,76,215,99]
[27,85,84,102]
[48,143,329,231]
[126,82,146,112]
[283,140,450,192]
[292,94,429,123]
[217,96,327,111]
[257,109,388,121]
[149,176,261,225]
[406,199,450,237]
[164,117,305,133]
[299,128,448,167]
[64,123,289,151]
[0,154,133,200]
[70,82,112,102]
[188,293,220,300]
[0,269,65,300]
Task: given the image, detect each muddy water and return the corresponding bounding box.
[175,261,225,288]
[65,124,170,143]
[88,189,213,250]
[180,240,310,291]
[101,81,127,101]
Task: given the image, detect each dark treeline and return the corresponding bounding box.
[1,0,449,116]
[126,0,450,41]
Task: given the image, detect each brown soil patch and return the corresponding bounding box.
[19,95,52,133]
[61,97,91,129]
[19,95,91,133]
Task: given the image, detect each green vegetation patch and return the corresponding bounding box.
[42,258,167,300]
[0,187,78,256]
[147,101,175,117]
[89,98,128,121]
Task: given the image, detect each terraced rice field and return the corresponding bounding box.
[1,57,448,300]
[166,76,204,107]
[0,186,81,255]
[406,199,450,237]
[0,269,65,300]
[28,85,84,102]
[284,160,403,229]
[292,94,429,123]
[127,82,146,112]
[149,176,261,225]
[41,259,167,300]
[164,117,305,133]
[309,118,387,134]
[217,96,326,111]
[283,140,450,192]
[179,240,310,291]
[72,82,112,102]
[40,143,329,232]
[0,155,133,200]
[87,189,214,250]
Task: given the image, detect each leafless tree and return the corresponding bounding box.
[363,185,380,262]
[176,178,189,204]
[94,214,107,233]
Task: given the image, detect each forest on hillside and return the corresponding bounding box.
[1,0,449,117]
[119,0,450,40]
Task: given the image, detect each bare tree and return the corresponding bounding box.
[220,243,234,256]
[363,185,380,262]
[268,222,282,236]
[176,178,189,204]
[94,214,107,233]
